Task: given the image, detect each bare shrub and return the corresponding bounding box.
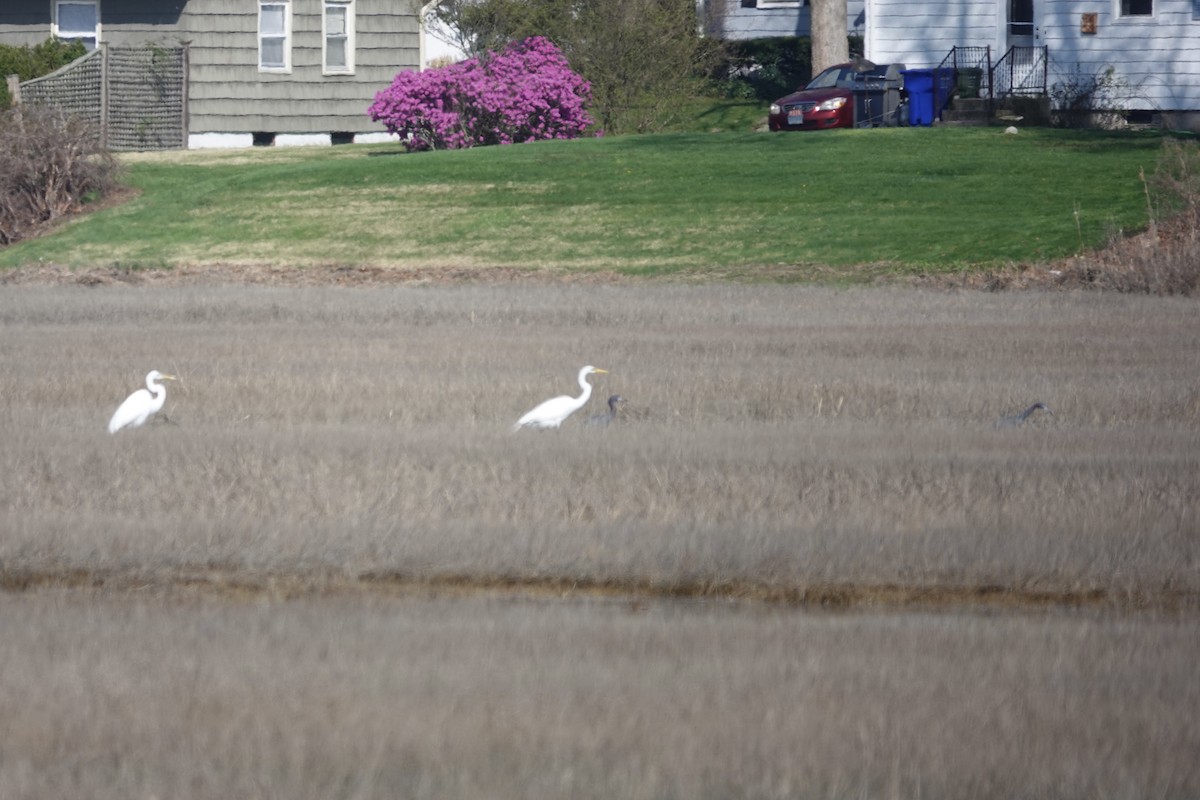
[1049,64,1142,129]
[1149,137,1200,235]
[0,105,120,246]
[1052,139,1200,295]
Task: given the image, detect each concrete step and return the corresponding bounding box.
[938,96,991,126]
[937,115,990,127]
[951,97,989,113]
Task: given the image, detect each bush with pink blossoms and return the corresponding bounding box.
[368,37,593,152]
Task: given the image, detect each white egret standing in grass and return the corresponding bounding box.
[513,366,608,431]
[108,370,178,434]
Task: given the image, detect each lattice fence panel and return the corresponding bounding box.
[107,46,186,151]
[20,48,103,131]
[19,45,187,152]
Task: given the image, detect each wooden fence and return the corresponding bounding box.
[12,44,187,152]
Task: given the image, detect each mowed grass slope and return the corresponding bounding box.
[0,127,1164,275]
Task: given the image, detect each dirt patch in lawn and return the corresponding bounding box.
[0,261,633,287]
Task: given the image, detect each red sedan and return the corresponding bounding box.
[768,62,901,131]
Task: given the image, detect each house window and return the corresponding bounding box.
[259,1,291,72]
[746,0,806,7]
[54,0,99,50]
[1119,0,1152,15]
[1008,0,1033,36]
[324,0,354,74]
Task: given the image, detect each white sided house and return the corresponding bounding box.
[863,0,1200,129]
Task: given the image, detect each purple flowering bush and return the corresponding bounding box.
[368,37,593,152]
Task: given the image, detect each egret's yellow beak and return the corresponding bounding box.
[161,374,179,381]
[594,369,609,374]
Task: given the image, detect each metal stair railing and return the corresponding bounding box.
[937,46,993,102]
[992,45,1048,98]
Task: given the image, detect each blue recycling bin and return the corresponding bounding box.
[902,69,935,126]
[901,68,957,126]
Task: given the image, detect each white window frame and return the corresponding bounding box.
[1116,0,1153,18]
[52,0,100,50]
[754,0,805,8]
[259,1,292,73]
[323,0,355,75]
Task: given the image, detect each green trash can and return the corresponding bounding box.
[957,67,983,99]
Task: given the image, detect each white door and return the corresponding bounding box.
[1007,0,1038,47]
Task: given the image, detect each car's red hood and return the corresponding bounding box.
[775,86,849,105]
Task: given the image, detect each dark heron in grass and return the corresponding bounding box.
[995,402,1053,428]
[585,395,626,427]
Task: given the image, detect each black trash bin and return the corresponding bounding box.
[957,67,983,99]
[852,63,906,128]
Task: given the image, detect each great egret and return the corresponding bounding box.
[995,402,1052,428]
[513,366,608,431]
[108,370,178,434]
[585,395,626,427]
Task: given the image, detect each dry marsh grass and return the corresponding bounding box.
[2,283,1198,601]
[0,589,1196,800]
[2,283,1199,798]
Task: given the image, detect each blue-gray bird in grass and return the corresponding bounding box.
[995,402,1053,428]
[585,395,626,427]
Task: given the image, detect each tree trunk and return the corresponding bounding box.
[810,0,849,75]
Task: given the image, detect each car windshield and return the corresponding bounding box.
[805,65,890,90]
[805,67,856,90]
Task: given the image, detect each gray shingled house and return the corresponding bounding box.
[1,0,425,148]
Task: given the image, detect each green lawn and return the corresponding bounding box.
[0,126,1168,278]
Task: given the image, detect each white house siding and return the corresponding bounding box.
[865,0,1200,118]
[864,0,999,67]
[1038,0,1200,114]
[702,0,866,40]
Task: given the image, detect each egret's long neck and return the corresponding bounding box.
[148,380,167,413]
[576,373,593,404]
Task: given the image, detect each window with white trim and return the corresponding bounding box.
[54,0,99,50]
[743,0,806,7]
[1009,0,1034,36]
[259,1,291,72]
[1119,0,1152,16]
[323,0,354,74]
